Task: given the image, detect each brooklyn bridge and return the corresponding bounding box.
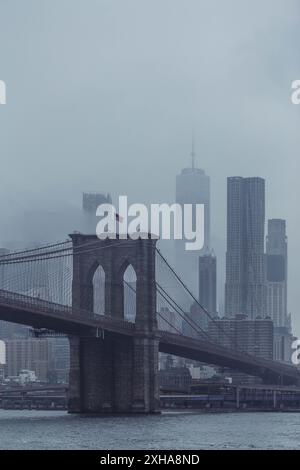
[0,233,298,413]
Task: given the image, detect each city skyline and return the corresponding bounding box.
[0,161,295,326]
[0,0,299,452]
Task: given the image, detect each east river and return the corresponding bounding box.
[0,410,299,449]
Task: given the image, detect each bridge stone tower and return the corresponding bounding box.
[68,233,160,413]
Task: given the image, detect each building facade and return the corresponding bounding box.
[266,219,288,328]
[208,314,273,360]
[198,252,217,329]
[225,177,267,319]
[273,326,295,364]
[5,338,55,382]
[175,162,210,297]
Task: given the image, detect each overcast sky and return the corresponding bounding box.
[0,1,299,332]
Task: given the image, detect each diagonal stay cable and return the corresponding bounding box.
[155,247,268,365]
[124,279,182,335]
[156,281,212,342]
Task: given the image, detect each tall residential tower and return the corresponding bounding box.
[225,177,267,319]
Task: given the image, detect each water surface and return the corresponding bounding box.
[0,410,299,449]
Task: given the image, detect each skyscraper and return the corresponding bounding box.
[198,252,217,329]
[225,177,267,319]
[266,219,288,328]
[175,148,210,295]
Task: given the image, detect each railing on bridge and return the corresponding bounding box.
[0,287,135,332]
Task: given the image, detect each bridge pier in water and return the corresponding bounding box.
[68,335,159,413]
[68,233,160,414]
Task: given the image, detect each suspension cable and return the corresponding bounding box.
[155,247,265,363]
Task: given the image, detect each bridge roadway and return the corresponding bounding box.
[0,289,298,385]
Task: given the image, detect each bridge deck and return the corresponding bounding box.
[0,289,134,336]
[0,289,298,385]
[159,331,299,384]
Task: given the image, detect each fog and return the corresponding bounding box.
[0,1,299,332]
